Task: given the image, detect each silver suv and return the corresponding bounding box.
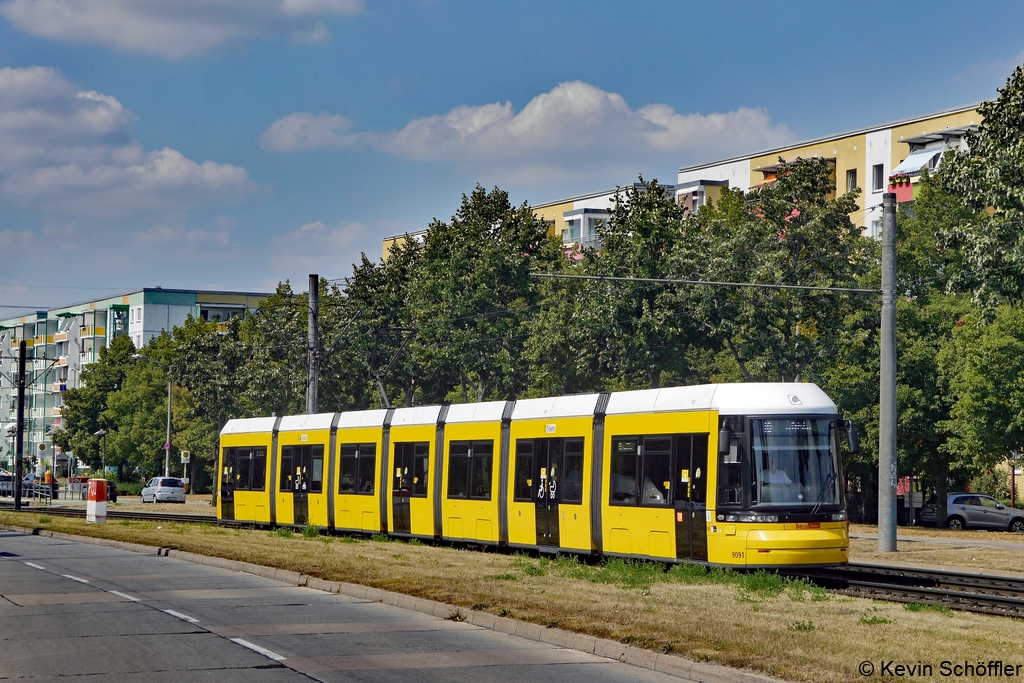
[919,493,1024,532]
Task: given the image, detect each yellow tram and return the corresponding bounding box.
[218,383,856,567]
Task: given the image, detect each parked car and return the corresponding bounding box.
[106,481,118,503]
[0,472,12,496]
[919,493,1024,532]
[141,477,186,504]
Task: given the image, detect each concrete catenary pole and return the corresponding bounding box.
[878,193,898,552]
[306,273,319,414]
[14,340,26,511]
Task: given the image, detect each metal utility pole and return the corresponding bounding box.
[878,192,898,553]
[306,273,319,414]
[14,340,26,511]
[164,377,172,477]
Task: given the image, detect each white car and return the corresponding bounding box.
[141,477,186,503]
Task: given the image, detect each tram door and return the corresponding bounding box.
[675,435,709,561]
[290,446,313,526]
[391,443,414,534]
[220,448,235,521]
[535,439,562,548]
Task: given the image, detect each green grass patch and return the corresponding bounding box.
[339,536,359,543]
[370,532,389,542]
[788,620,815,632]
[860,615,893,625]
[904,602,952,616]
[301,522,321,538]
[272,527,294,538]
[37,516,52,524]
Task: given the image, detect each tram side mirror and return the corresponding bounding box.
[718,429,731,455]
[844,420,861,454]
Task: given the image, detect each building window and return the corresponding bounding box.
[563,219,581,242]
[846,169,858,193]
[872,164,884,192]
[870,220,882,239]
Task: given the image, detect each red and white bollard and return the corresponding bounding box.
[86,479,107,525]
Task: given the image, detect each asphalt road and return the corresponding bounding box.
[0,531,692,682]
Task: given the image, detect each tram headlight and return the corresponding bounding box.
[724,513,779,523]
[831,511,847,522]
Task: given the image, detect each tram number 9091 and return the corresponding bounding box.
[732,551,744,559]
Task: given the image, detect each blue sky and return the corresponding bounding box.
[2,1,1023,311]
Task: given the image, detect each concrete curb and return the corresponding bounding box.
[1,523,783,683]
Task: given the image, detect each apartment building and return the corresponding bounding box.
[0,287,269,472]
[677,103,982,237]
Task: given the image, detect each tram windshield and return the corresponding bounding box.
[751,418,839,508]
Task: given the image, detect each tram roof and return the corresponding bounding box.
[220,416,278,435]
[606,383,836,416]
[278,413,335,431]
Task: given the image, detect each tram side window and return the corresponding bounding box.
[641,438,672,507]
[237,450,252,491]
[447,440,494,500]
[222,448,236,490]
[470,441,493,500]
[340,443,376,495]
[514,441,534,501]
[610,438,639,504]
[562,439,584,504]
[394,442,428,496]
[250,448,267,491]
[412,443,429,497]
[280,448,293,492]
[310,445,324,493]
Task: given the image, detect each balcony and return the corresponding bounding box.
[55,356,68,367]
[54,331,68,342]
[52,406,62,417]
[80,326,106,338]
[10,338,32,349]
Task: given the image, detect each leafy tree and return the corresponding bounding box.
[691,157,871,383]
[590,177,707,389]
[941,62,1024,308]
[51,335,136,474]
[410,185,548,403]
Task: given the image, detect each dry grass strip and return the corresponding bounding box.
[4,511,1024,683]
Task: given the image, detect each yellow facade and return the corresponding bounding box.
[532,200,574,240]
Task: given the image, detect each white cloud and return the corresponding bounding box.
[268,218,401,283]
[262,81,795,180]
[0,0,363,58]
[0,66,255,216]
[258,112,367,151]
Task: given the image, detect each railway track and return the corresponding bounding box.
[5,504,1024,617]
[786,562,1024,618]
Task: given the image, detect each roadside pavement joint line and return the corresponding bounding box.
[62,574,90,583]
[0,521,781,683]
[23,561,45,570]
[230,638,286,661]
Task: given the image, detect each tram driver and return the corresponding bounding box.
[761,456,798,502]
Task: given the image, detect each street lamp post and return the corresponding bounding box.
[132,354,171,477]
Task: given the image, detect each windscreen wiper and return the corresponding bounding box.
[811,472,837,514]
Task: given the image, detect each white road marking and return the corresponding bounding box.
[24,562,45,570]
[230,638,286,661]
[62,574,90,584]
[162,609,199,623]
[109,590,140,602]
